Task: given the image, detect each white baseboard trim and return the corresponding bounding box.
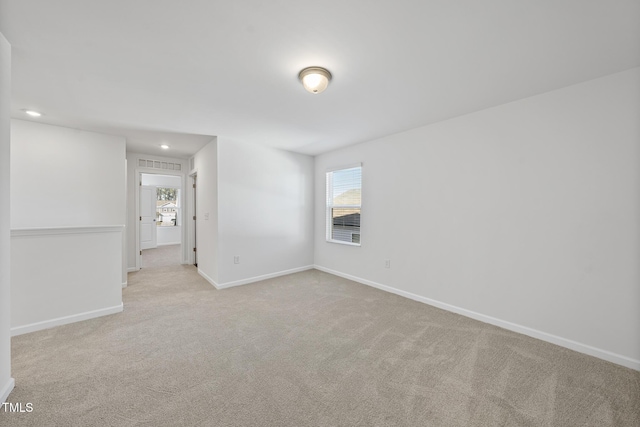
[197,268,219,288]
[216,265,315,290]
[11,303,124,337]
[122,281,127,289]
[157,242,181,246]
[127,267,139,273]
[198,265,315,290]
[1,378,15,403]
[313,265,640,371]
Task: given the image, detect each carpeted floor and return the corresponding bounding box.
[142,244,181,268]
[2,266,639,426]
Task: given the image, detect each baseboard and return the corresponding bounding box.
[197,265,315,290]
[197,268,219,288]
[127,267,138,273]
[1,378,14,403]
[313,265,640,371]
[157,242,181,246]
[11,303,124,336]
[122,281,127,289]
[216,265,315,290]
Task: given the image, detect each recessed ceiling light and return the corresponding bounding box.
[298,67,332,94]
[160,144,170,150]
[23,109,42,117]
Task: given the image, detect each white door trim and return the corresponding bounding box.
[189,171,197,266]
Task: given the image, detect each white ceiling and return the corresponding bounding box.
[1,1,639,158]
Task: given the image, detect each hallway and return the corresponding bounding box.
[142,244,181,269]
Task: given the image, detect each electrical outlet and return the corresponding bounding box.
[385,259,391,269]
[234,256,240,264]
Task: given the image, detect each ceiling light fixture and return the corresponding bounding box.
[160,144,170,150]
[298,67,332,94]
[23,109,42,117]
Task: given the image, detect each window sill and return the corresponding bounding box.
[326,239,361,247]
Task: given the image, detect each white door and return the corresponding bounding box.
[140,186,157,250]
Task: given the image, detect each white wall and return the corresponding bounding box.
[122,160,127,286]
[0,32,14,403]
[141,173,181,188]
[125,155,137,270]
[314,68,640,370]
[11,120,126,228]
[11,227,124,334]
[216,138,314,286]
[193,139,219,284]
[125,153,187,271]
[10,120,126,333]
[157,226,181,246]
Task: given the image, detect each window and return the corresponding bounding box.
[326,164,362,245]
[156,187,180,227]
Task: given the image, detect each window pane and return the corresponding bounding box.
[326,165,361,245]
[331,208,360,243]
[331,167,361,206]
[156,187,179,227]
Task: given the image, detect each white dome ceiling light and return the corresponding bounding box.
[298,67,332,94]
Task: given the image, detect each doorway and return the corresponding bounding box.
[138,173,183,269]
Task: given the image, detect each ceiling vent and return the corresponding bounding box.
[138,158,182,171]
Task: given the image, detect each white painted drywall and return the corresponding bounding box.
[157,226,181,246]
[10,120,126,333]
[217,138,314,285]
[11,228,123,332]
[193,139,219,284]
[122,159,127,286]
[0,32,14,403]
[11,120,126,228]
[125,153,187,271]
[125,154,138,270]
[314,68,640,367]
[141,173,181,188]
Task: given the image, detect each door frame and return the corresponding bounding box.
[134,169,187,270]
[189,172,197,266]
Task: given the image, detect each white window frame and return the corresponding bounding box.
[326,163,362,246]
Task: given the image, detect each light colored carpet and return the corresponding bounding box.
[2,266,639,426]
[142,244,181,268]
